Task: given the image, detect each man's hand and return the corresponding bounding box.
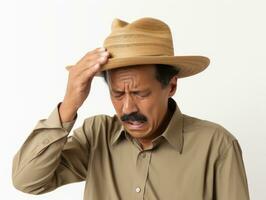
[59,47,109,123]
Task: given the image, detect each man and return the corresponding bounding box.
[12,18,250,199]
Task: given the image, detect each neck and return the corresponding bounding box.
[138,107,174,149]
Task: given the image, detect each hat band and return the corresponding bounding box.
[105,43,174,58]
[104,32,174,58]
[105,33,172,44]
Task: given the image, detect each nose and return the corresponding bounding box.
[122,94,138,115]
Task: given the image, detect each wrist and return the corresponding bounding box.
[59,101,78,123]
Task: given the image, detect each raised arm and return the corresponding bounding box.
[12,48,109,194]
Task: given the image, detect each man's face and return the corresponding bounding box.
[106,64,177,141]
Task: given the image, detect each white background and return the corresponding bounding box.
[1,0,265,199]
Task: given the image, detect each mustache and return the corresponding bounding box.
[121,112,148,122]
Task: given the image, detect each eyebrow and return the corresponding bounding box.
[111,88,150,93]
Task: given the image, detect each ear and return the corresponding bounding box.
[168,75,178,97]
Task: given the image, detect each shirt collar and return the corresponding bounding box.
[111,118,125,146]
[111,98,184,153]
[160,98,184,153]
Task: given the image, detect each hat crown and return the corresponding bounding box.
[104,17,174,58]
[111,18,128,30]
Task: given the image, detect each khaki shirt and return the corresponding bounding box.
[12,99,250,200]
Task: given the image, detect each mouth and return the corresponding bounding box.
[124,120,146,130]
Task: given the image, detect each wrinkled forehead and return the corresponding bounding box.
[106,64,156,83]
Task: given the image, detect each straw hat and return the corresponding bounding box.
[99,17,210,78]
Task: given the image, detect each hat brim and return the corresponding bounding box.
[96,55,210,78]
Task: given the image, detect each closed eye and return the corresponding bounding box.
[111,89,151,98]
[111,90,124,98]
[132,91,150,97]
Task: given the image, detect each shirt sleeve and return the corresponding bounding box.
[215,139,250,200]
[12,103,91,194]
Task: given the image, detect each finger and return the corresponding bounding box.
[65,51,108,74]
[96,47,106,52]
[74,52,109,74]
[84,47,106,57]
[80,63,101,82]
[77,47,107,65]
[77,51,109,73]
[66,48,109,74]
[85,50,109,64]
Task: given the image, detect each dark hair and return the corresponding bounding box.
[154,64,180,87]
[102,64,179,88]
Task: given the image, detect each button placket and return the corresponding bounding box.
[134,151,152,199]
[141,152,146,158]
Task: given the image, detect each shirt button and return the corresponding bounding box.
[142,153,146,158]
[135,187,141,193]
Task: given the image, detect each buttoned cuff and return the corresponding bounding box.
[34,102,77,133]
